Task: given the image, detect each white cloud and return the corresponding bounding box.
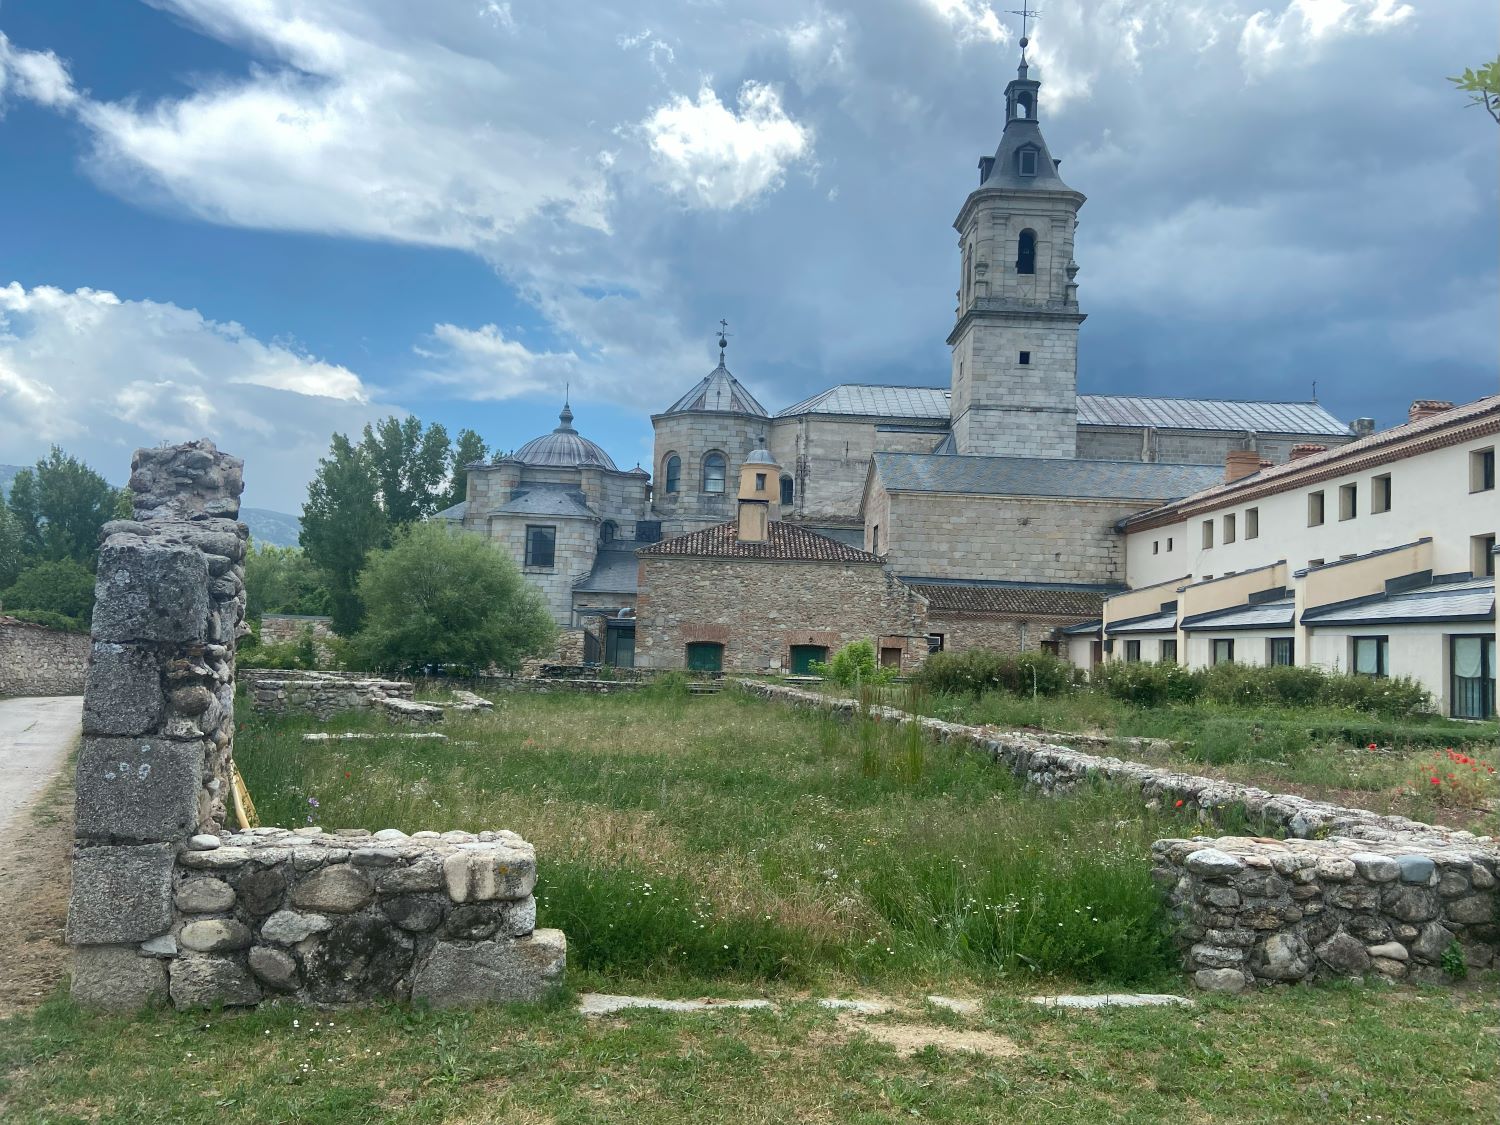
[1239,0,1415,76]
[641,81,813,210]
[0,282,394,508]
[920,0,1007,45]
[0,31,78,109]
[415,323,580,400]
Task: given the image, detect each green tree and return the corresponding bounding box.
[0,503,24,590]
[1,558,97,625]
[1449,57,1500,123]
[300,434,388,635]
[244,544,333,622]
[6,448,119,566]
[443,428,488,510]
[359,416,451,526]
[348,521,555,675]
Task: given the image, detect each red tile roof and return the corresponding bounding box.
[1123,394,1500,532]
[638,521,883,563]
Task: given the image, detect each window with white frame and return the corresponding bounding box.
[1352,636,1388,678]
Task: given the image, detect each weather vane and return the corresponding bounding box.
[716,318,732,363]
[1007,4,1039,47]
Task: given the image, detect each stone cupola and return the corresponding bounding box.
[736,446,781,543]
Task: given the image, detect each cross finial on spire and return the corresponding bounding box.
[1007,3,1039,43]
[716,318,732,364]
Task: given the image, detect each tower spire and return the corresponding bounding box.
[715,318,732,366]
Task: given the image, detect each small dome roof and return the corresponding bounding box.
[662,359,768,418]
[744,448,776,465]
[513,403,619,470]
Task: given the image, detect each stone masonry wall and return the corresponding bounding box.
[68,440,564,1011]
[741,680,1497,990]
[258,614,336,663]
[240,669,416,719]
[0,617,89,696]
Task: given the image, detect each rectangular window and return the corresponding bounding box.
[1308,491,1325,526]
[926,633,945,654]
[1018,149,1037,175]
[1124,639,1141,662]
[1339,482,1357,521]
[1372,473,1392,514]
[755,472,766,490]
[1153,540,1160,555]
[1470,447,1496,493]
[524,525,556,569]
[1246,508,1259,539]
[1352,636,1388,678]
[1212,638,1234,665]
[1159,638,1178,663]
[1268,637,1295,666]
[872,525,881,554]
[1473,533,1497,577]
[879,646,903,670]
[1166,537,1173,552]
[1018,350,1031,365]
[1223,513,1236,544]
[1202,520,1214,549]
[1450,634,1496,721]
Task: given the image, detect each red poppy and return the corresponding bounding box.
[1174,799,1184,808]
[1430,777,1440,785]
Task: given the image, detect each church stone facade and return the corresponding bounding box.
[443,47,1361,671]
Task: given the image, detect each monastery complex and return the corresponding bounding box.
[440,47,1497,720]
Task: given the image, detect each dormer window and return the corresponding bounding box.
[1017,148,1038,176]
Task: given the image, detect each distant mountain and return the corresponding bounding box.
[241,508,303,548]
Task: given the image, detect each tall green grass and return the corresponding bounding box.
[235,689,1190,986]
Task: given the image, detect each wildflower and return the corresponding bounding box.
[1430,777,1440,786]
[1367,743,1377,750]
[1174,799,1184,808]
[307,796,320,808]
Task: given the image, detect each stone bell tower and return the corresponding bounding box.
[948,38,1085,459]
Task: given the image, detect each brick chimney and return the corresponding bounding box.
[1224,448,1261,483]
[1408,400,1454,424]
[1289,444,1327,462]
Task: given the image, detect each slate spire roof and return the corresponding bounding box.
[660,338,769,418]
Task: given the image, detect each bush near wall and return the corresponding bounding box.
[914,650,1079,697]
[1091,659,1433,719]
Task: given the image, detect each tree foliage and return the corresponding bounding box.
[444,428,488,511]
[348,521,555,674]
[1449,57,1500,123]
[244,544,333,622]
[1,558,97,626]
[5,448,120,566]
[0,503,24,590]
[300,433,388,634]
[360,416,452,525]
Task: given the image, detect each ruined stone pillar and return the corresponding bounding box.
[67,440,248,1009]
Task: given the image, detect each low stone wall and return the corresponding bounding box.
[68,441,564,1012]
[740,679,1498,990]
[259,613,336,664]
[0,617,89,696]
[71,826,565,1010]
[1154,836,1496,991]
[241,669,417,719]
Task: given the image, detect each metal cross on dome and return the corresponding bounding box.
[716,318,732,363]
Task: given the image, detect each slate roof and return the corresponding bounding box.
[872,453,1223,502]
[777,384,951,420]
[512,404,619,470]
[1123,394,1500,531]
[1182,598,1296,632]
[662,362,769,417]
[492,489,596,518]
[901,578,1113,617]
[434,500,468,521]
[1077,395,1350,436]
[1107,610,1179,635]
[1060,619,1103,635]
[638,521,882,563]
[1302,578,1495,627]
[572,550,640,594]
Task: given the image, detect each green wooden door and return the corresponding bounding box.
[685,642,723,672]
[789,645,828,675]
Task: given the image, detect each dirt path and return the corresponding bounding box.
[0,698,78,1015]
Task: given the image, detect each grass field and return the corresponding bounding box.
[862,685,1500,832]
[1,686,1496,1122]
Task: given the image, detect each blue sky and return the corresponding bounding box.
[0,0,1495,511]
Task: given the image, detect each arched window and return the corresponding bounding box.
[600,520,618,544]
[780,475,794,505]
[1016,229,1037,275]
[702,452,726,494]
[664,454,681,494]
[1014,91,1033,120]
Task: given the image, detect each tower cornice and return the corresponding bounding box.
[947,302,1086,346]
[953,183,1087,233]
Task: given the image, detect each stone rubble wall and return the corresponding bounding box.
[0,617,89,696]
[740,679,1498,989]
[68,440,564,1011]
[240,669,417,719]
[257,614,337,664]
[1153,836,1495,992]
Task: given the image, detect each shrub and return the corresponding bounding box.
[1091,659,1202,707]
[1,558,97,625]
[914,649,1076,697]
[811,640,895,687]
[0,607,87,633]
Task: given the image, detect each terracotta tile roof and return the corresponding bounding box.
[902,580,1112,618]
[1122,394,1500,532]
[637,521,882,563]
